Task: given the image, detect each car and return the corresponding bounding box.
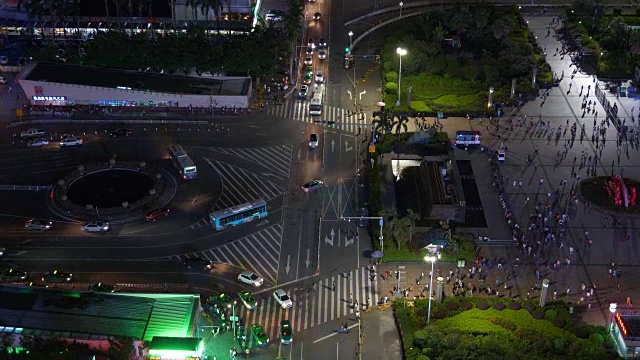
[303,73,312,85]
[251,324,269,346]
[184,257,213,270]
[88,282,116,292]
[146,207,170,221]
[0,248,4,256]
[25,218,52,230]
[314,12,321,20]
[309,133,318,149]
[237,290,258,309]
[318,49,327,60]
[0,56,8,65]
[318,37,327,47]
[81,221,110,232]
[304,56,313,66]
[299,85,309,99]
[208,292,233,308]
[496,150,506,162]
[27,138,49,147]
[265,10,284,22]
[304,65,313,76]
[315,71,324,83]
[110,128,132,137]
[55,48,67,62]
[0,76,6,84]
[273,289,293,309]
[302,180,323,192]
[307,38,315,49]
[305,46,313,55]
[358,207,369,228]
[20,128,45,138]
[238,271,264,287]
[280,320,293,344]
[42,270,73,283]
[59,137,83,147]
[0,269,28,282]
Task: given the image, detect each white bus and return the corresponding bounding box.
[309,84,325,116]
[168,145,197,180]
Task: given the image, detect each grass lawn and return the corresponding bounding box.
[434,308,578,340]
[381,244,429,262]
[439,237,475,263]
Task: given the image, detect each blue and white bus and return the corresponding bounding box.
[210,199,268,230]
[168,145,197,180]
[455,130,481,146]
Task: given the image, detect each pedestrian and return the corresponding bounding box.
[350,293,353,304]
[566,287,570,296]
[627,296,632,307]
[332,281,336,292]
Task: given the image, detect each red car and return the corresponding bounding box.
[146,208,170,221]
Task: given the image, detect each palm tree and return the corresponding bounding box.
[20,0,48,37]
[392,217,410,251]
[405,209,420,244]
[373,111,394,138]
[381,208,398,248]
[104,0,111,29]
[187,0,200,22]
[392,115,409,142]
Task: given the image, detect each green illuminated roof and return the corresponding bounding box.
[149,336,202,351]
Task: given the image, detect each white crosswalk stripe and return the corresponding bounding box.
[267,101,367,134]
[186,158,286,230]
[207,145,292,181]
[239,266,380,347]
[169,223,283,284]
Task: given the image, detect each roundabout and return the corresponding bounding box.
[49,160,177,222]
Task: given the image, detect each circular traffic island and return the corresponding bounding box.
[50,161,176,222]
[579,176,640,214]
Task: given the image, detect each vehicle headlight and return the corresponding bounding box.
[103,226,109,229]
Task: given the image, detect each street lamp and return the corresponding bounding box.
[396,47,407,107]
[424,253,441,325]
[348,31,353,55]
[399,2,404,17]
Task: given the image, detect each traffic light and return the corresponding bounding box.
[344,55,351,69]
[345,47,350,53]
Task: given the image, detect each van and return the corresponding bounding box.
[20,128,45,138]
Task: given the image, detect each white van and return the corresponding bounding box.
[20,128,45,138]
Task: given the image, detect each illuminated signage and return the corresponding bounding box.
[32,96,67,101]
[615,313,629,336]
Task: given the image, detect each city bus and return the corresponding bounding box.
[210,199,268,230]
[168,145,197,180]
[309,84,325,116]
[455,130,481,146]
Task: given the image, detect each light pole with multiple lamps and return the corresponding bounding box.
[348,31,353,55]
[227,301,237,336]
[399,2,404,17]
[396,47,407,107]
[425,253,441,325]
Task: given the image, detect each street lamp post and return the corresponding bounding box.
[399,2,404,17]
[396,47,407,107]
[348,31,353,55]
[425,253,441,325]
[228,301,237,337]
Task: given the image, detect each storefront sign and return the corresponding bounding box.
[32,96,67,101]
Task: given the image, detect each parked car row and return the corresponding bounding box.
[20,127,134,148]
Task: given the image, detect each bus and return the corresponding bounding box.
[168,145,197,180]
[309,84,325,116]
[455,130,481,146]
[210,199,268,230]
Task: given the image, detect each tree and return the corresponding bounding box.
[405,208,420,244]
[186,0,200,21]
[381,208,398,247]
[393,115,409,142]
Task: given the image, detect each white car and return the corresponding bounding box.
[304,56,313,66]
[27,138,49,148]
[273,289,293,309]
[0,56,8,65]
[309,133,318,149]
[81,221,110,232]
[318,49,327,60]
[299,85,309,99]
[60,137,83,147]
[0,76,6,84]
[496,150,505,162]
[25,218,52,230]
[20,128,45,138]
[238,271,264,287]
[315,71,324,83]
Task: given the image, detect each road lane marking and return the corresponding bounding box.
[312,323,359,343]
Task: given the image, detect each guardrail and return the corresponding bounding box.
[0,185,52,191]
[345,1,432,26]
[9,119,209,127]
[351,11,424,51]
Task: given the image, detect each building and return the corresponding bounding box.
[17,62,252,109]
[0,284,202,358]
[610,304,640,358]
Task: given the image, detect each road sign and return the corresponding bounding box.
[379,219,383,226]
[230,316,239,322]
[369,145,376,153]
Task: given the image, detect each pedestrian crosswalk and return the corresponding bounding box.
[187,158,286,230]
[170,223,283,284]
[240,266,380,347]
[208,145,293,181]
[267,101,368,133]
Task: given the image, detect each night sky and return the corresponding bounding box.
[79,0,171,18]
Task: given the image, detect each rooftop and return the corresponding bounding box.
[0,285,199,341]
[24,62,251,96]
